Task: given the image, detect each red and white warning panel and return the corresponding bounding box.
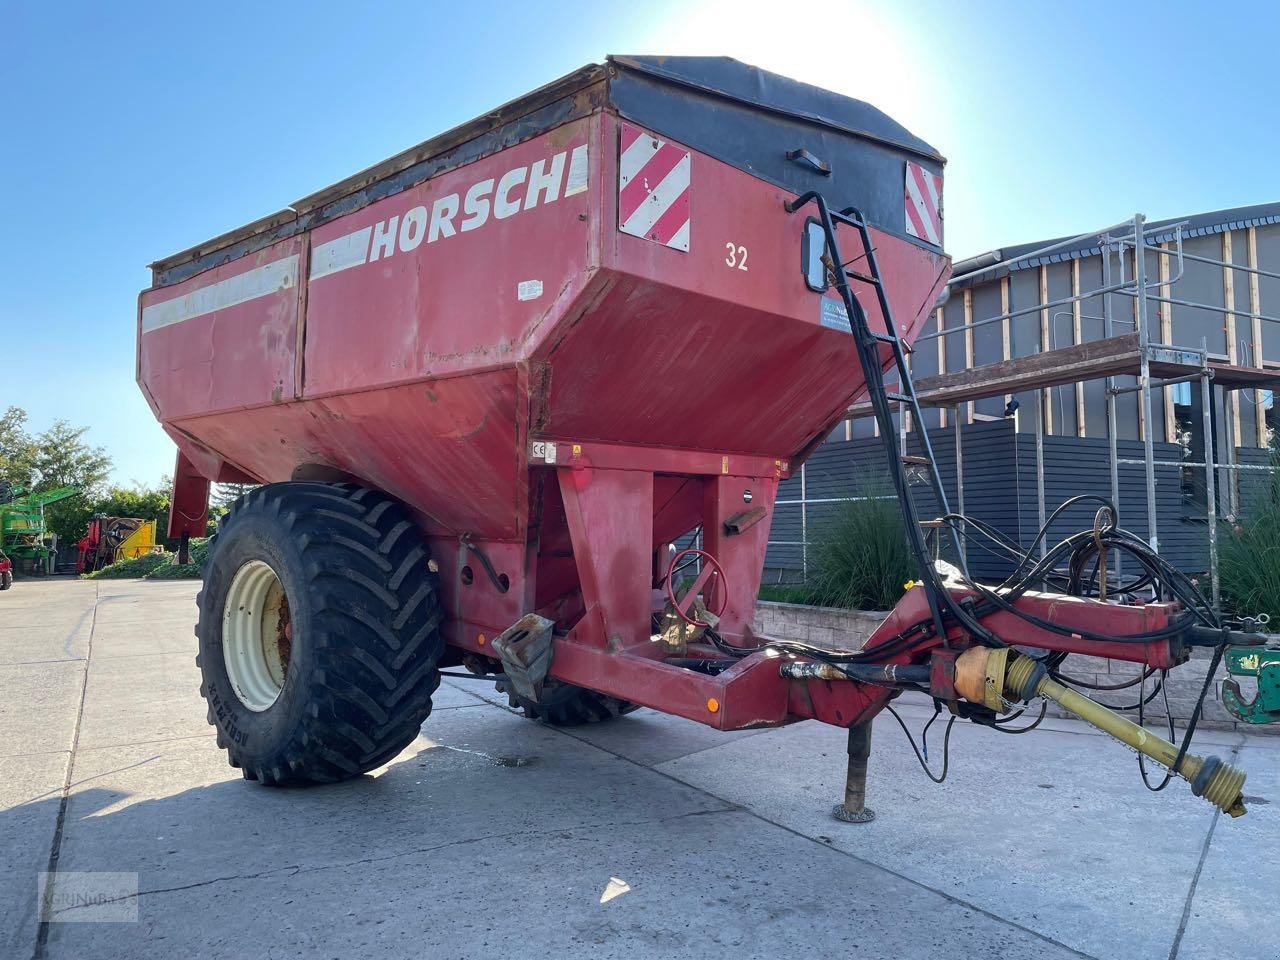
[903,160,943,247]
[618,123,690,251]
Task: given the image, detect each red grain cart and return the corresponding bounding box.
[139,57,1261,816]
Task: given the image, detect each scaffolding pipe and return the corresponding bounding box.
[1119,290,1280,327]
[1034,386,1047,560]
[1109,371,1207,395]
[1159,244,1280,283]
[1134,214,1160,552]
[949,217,1170,288]
[916,280,1134,343]
[800,462,808,582]
[954,406,966,562]
[1114,459,1276,470]
[1200,338,1221,611]
[1103,245,1123,581]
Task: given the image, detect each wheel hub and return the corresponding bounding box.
[222,560,292,711]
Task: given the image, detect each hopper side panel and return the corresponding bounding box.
[169,370,523,539]
[138,237,305,421]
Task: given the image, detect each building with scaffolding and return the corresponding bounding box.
[767,203,1280,607]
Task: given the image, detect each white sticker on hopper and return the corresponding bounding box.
[518,280,543,301]
[564,144,589,196]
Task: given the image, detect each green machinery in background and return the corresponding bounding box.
[0,485,80,575]
[1223,639,1280,724]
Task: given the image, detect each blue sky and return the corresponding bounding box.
[2,0,1277,486]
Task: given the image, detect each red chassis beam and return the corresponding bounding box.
[445,585,1187,732]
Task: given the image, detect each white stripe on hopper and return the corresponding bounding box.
[310,227,373,280]
[142,255,299,332]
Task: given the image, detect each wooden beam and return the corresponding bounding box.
[846,332,1280,420]
[1160,243,1175,444]
[1001,277,1012,412]
[963,288,974,424]
[1072,260,1086,436]
[1040,265,1053,435]
[1249,227,1266,442]
[1224,231,1242,445]
[1131,248,1145,443]
[850,334,1139,412]
[937,305,947,428]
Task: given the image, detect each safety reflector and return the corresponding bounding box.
[618,123,690,252]
[904,161,943,247]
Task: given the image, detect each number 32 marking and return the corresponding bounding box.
[725,243,748,271]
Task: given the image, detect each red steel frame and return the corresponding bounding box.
[439,438,1185,732]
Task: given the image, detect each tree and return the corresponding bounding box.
[24,418,113,552]
[31,420,111,494]
[0,406,37,491]
[208,482,258,533]
[211,482,257,511]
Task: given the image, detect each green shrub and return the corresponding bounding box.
[1220,460,1280,621]
[82,537,213,581]
[758,583,816,605]
[83,551,171,579]
[147,538,212,580]
[805,472,915,611]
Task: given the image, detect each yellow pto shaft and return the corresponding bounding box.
[955,648,1247,817]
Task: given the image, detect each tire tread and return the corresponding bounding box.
[197,482,443,786]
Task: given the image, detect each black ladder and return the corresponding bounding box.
[785,192,985,648]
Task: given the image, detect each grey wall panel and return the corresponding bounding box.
[1227,229,1253,366]
[912,309,944,431]
[1171,235,1228,358]
[1009,270,1042,434]
[1109,247,1143,441]
[1012,432,1204,572]
[1237,395,1260,450]
[1142,246,1172,443]
[1236,446,1277,515]
[943,299,966,380]
[1077,255,1111,437]
[971,283,1005,418]
[1045,263,1077,437]
[1255,225,1280,363]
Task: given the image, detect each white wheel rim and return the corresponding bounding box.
[222,560,291,711]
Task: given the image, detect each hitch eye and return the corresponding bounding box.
[802,219,829,292]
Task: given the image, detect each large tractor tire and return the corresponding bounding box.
[196,482,444,786]
[0,570,11,590]
[498,677,640,726]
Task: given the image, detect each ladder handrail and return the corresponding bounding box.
[785,191,992,648]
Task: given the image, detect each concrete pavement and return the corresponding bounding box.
[2,577,1277,959]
